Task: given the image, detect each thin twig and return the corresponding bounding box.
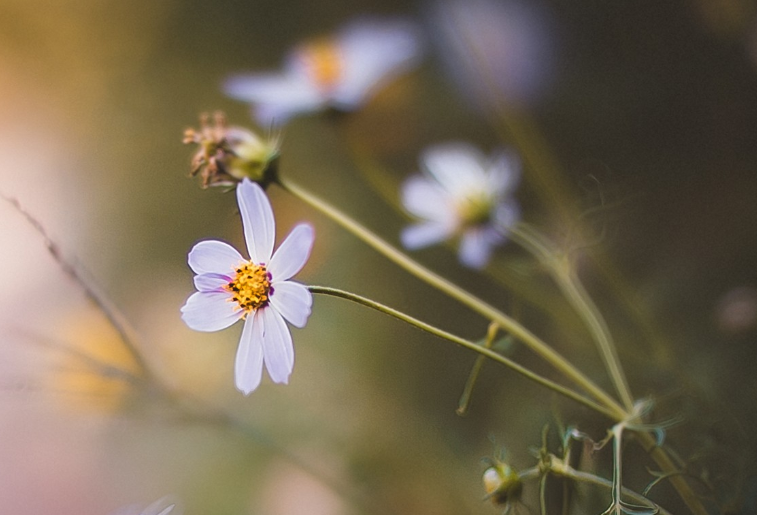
[2,194,154,381]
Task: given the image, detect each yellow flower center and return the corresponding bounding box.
[298,38,343,90]
[455,193,493,228]
[226,262,271,313]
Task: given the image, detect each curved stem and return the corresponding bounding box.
[510,225,635,411]
[279,178,626,419]
[309,285,617,420]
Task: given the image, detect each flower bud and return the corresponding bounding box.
[483,460,522,506]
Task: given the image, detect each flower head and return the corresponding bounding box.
[400,143,520,268]
[224,18,422,125]
[181,178,314,394]
[183,112,279,188]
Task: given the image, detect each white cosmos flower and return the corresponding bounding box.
[400,143,520,269]
[224,18,422,125]
[181,178,314,395]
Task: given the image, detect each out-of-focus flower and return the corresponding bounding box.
[224,18,422,125]
[181,179,314,395]
[183,112,279,188]
[400,143,520,269]
[715,286,757,335]
[432,0,556,110]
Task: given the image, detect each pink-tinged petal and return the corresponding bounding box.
[268,224,314,282]
[458,228,495,269]
[269,281,312,328]
[260,307,295,384]
[237,179,275,264]
[401,176,454,223]
[235,315,264,395]
[401,222,454,250]
[193,273,231,293]
[188,240,244,275]
[181,291,243,332]
[422,143,489,193]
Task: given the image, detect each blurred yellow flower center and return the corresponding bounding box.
[226,262,271,313]
[299,39,343,90]
[456,193,493,227]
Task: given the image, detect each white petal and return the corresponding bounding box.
[331,18,422,107]
[260,307,295,384]
[493,200,520,231]
[224,73,324,107]
[401,175,455,222]
[486,150,521,195]
[193,272,230,292]
[421,143,489,193]
[269,281,312,328]
[458,228,495,269]
[181,291,243,332]
[268,224,314,282]
[140,497,178,515]
[188,240,244,275]
[237,179,275,264]
[224,73,326,125]
[401,222,454,250]
[235,315,264,395]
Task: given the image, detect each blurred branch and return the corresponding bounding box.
[1,193,155,382]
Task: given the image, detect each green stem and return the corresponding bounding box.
[309,285,617,420]
[543,456,672,515]
[279,178,626,419]
[456,322,499,416]
[510,225,635,412]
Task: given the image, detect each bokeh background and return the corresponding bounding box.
[1,0,756,514]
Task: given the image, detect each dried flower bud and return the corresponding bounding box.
[183,112,279,188]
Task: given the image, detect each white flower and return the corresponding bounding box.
[224,18,422,125]
[181,178,314,395]
[400,143,520,269]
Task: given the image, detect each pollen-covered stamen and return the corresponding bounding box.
[225,262,271,313]
[297,38,343,90]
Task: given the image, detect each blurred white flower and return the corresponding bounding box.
[224,18,422,125]
[432,0,556,110]
[181,178,314,395]
[400,143,520,268]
